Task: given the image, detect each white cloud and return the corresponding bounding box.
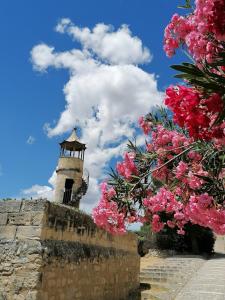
[31,44,55,72]
[30,19,163,211]
[20,171,56,200]
[26,136,35,145]
[21,184,54,200]
[55,19,151,65]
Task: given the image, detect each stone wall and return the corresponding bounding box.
[0,199,140,300]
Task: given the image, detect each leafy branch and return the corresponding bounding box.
[178,0,192,9]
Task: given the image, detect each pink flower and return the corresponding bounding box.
[174,212,185,221]
[117,152,138,180]
[165,85,224,141]
[139,116,152,135]
[164,14,192,57]
[92,182,126,235]
[177,228,185,235]
[152,214,165,232]
[185,194,225,234]
[188,151,202,161]
[198,193,213,208]
[164,1,225,63]
[175,161,188,179]
[187,172,203,190]
[167,220,176,228]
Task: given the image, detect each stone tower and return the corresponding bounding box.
[54,128,88,208]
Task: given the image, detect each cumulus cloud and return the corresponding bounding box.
[21,184,54,200]
[26,135,35,145]
[55,19,151,65]
[20,172,56,200]
[30,19,163,210]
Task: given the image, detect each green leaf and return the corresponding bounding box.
[214,108,225,125]
[178,0,192,9]
[171,64,204,76]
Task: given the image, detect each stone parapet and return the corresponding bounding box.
[0,199,140,300]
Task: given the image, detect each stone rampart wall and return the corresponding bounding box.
[0,199,140,300]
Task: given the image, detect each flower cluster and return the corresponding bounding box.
[186,194,225,234]
[116,152,138,180]
[147,125,192,182]
[143,187,187,233]
[92,182,126,235]
[195,0,225,41]
[164,14,193,57]
[142,121,224,234]
[165,85,224,141]
[164,0,225,62]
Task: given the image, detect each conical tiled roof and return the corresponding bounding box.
[60,128,86,151]
[66,128,79,142]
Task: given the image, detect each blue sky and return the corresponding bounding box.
[0,0,183,208]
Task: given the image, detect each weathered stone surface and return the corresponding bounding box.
[0,199,140,300]
[0,200,21,213]
[5,212,44,227]
[21,199,47,212]
[0,214,8,225]
[16,226,41,240]
[31,212,44,226]
[0,225,16,240]
[8,213,31,226]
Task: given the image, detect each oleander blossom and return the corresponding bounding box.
[186,194,225,234]
[175,161,188,179]
[164,0,225,62]
[164,13,193,57]
[143,187,187,234]
[117,152,138,180]
[195,0,225,40]
[92,182,126,235]
[165,85,224,140]
[138,116,152,135]
[148,125,192,182]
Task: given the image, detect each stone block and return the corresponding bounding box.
[8,213,32,225]
[0,213,8,225]
[16,226,41,240]
[0,200,21,213]
[21,199,47,212]
[0,225,16,240]
[26,291,38,300]
[31,212,44,225]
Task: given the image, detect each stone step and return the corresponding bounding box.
[141,270,184,275]
[141,290,174,300]
[140,255,206,300]
[140,274,185,280]
[140,276,185,284]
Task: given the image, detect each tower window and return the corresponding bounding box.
[63,179,74,204]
